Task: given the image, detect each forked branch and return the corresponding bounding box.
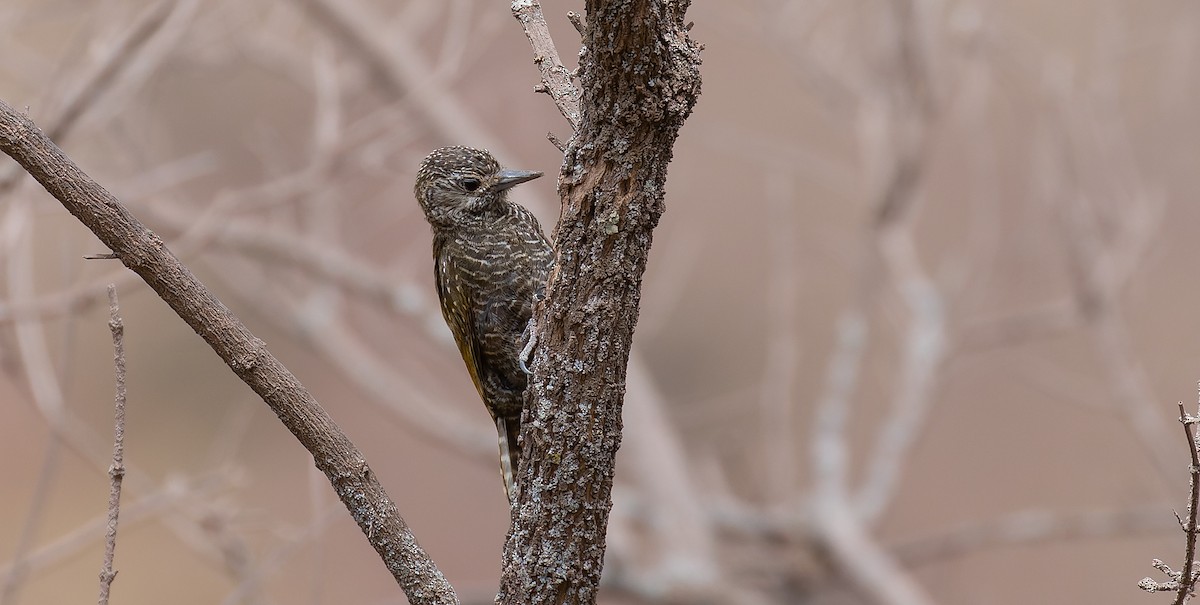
[1138,401,1200,603]
[510,0,582,131]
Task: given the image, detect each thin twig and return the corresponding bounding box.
[1,209,243,578]
[1139,400,1200,600]
[1176,400,1200,604]
[97,285,127,605]
[511,0,582,131]
[566,11,585,37]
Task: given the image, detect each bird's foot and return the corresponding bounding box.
[519,317,538,375]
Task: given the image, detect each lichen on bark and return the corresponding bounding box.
[499,1,702,603]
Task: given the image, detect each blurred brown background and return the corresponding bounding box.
[1,0,1198,603]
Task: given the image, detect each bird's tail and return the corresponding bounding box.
[496,416,522,504]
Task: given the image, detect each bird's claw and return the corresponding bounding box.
[519,317,537,375]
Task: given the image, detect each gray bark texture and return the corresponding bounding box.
[500,1,703,603]
[0,0,701,600]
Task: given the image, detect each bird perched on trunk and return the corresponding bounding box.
[414,146,553,503]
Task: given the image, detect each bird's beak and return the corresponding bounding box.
[494,169,543,191]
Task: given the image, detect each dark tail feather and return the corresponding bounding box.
[496,416,522,503]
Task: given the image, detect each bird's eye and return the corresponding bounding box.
[461,177,481,192]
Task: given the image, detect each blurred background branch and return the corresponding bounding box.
[0,0,1195,603]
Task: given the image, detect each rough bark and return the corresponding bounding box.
[0,100,458,605]
[499,1,703,603]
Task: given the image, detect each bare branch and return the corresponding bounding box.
[511,0,582,131]
[1139,402,1200,602]
[1180,399,1200,604]
[566,11,585,38]
[0,100,457,605]
[97,285,127,605]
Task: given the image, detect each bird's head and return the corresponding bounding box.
[414,146,542,229]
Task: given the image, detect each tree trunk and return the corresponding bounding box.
[499,1,703,603]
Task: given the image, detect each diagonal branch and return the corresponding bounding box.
[0,100,457,605]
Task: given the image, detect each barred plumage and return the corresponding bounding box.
[414,146,553,502]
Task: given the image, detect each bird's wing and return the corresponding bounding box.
[434,247,489,407]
